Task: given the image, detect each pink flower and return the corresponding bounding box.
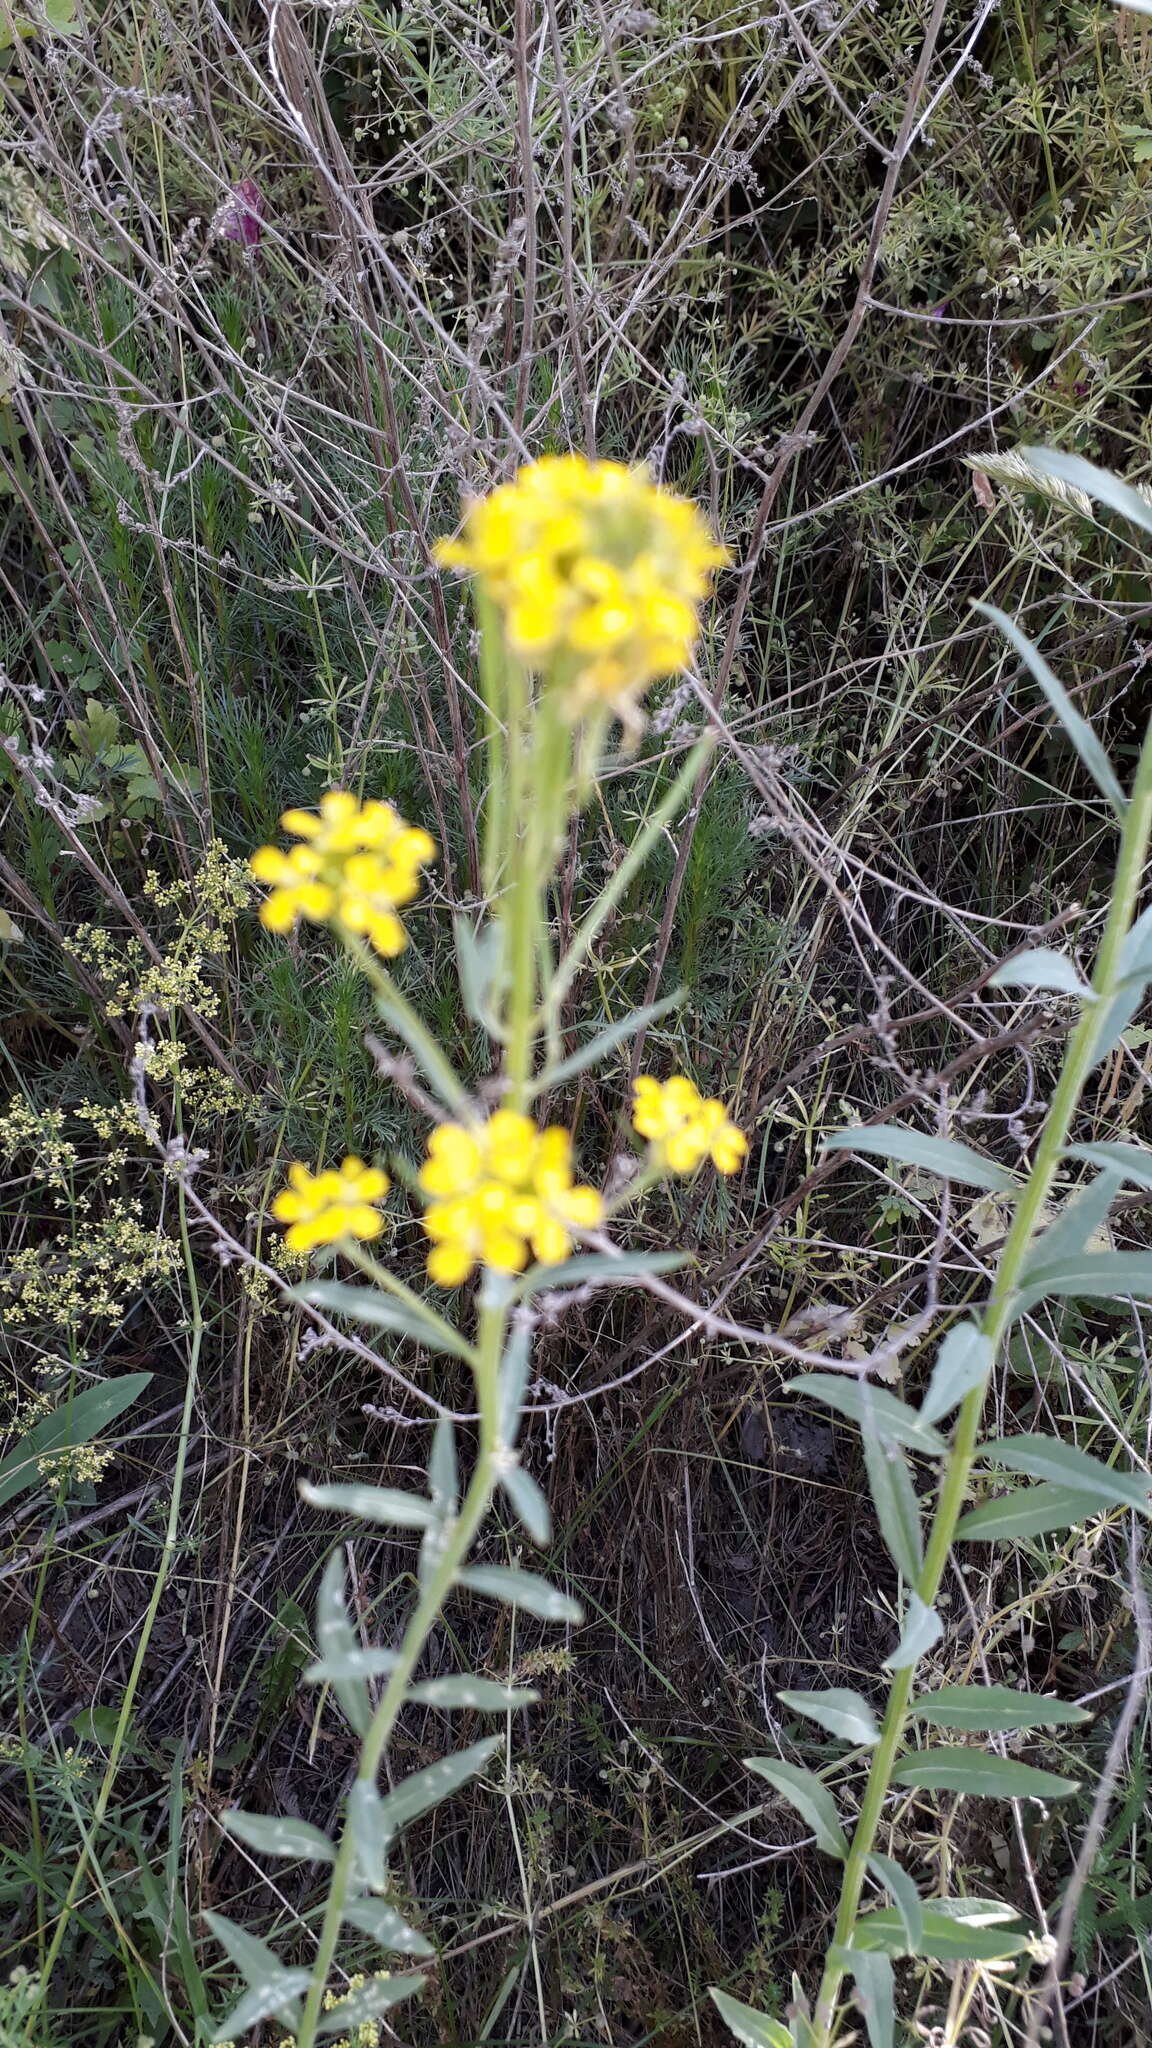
[218,179,263,248]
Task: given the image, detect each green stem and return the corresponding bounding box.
[813,714,1152,2043]
[294,1301,507,2048]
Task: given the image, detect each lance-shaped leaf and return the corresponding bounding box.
[301,1482,439,1530]
[822,1124,1020,1193]
[342,1897,435,1955]
[500,1462,552,1546]
[375,1736,501,1839]
[349,1779,388,1891]
[204,1912,310,2041]
[866,1854,923,1955]
[862,1414,922,1581]
[883,1595,942,1671]
[512,1249,687,1300]
[709,1989,792,2048]
[909,1685,1089,1732]
[892,1748,1079,1798]
[315,1549,371,1736]
[777,1689,880,1746]
[540,990,685,1088]
[457,1565,583,1623]
[0,1371,151,1511]
[956,1483,1093,1542]
[220,1810,335,1863]
[1066,1140,1152,1189]
[988,948,1094,997]
[920,1324,992,1426]
[852,1903,1029,1961]
[787,1375,947,1455]
[745,1757,847,1859]
[979,1434,1152,1513]
[315,1973,425,2034]
[296,1280,475,1361]
[407,1675,538,1710]
[974,600,1127,819]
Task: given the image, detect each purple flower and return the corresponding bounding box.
[218,179,263,248]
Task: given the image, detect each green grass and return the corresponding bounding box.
[1,0,1151,2042]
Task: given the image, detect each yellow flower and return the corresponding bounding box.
[632,1074,747,1176]
[272,1156,390,1252]
[418,1111,603,1285]
[251,791,435,956]
[436,455,727,718]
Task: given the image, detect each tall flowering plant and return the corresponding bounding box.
[207,458,735,2045]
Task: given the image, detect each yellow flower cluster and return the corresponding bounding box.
[272,1157,390,1253]
[633,1075,747,1175]
[418,1110,603,1285]
[251,792,435,957]
[436,455,727,715]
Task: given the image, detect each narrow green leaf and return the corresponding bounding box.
[407,1676,538,1710]
[892,1748,1079,1798]
[500,1462,552,1545]
[848,1950,894,2048]
[988,948,1094,997]
[209,1974,311,2042]
[974,600,1127,818]
[315,1550,371,1737]
[956,1483,1094,1541]
[429,1414,458,1516]
[0,1371,152,1510]
[910,1685,1089,1732]
[305,1648,400,1681]
[453,912,503,1029]
[1020,1171,1123,1287]
[540,991,685,1088]
[203,1912,306,2030]
[1015,1249,1152,1315]
[745,1757,847,1859]
[1017,447,1152,542]
[342,1898,435,1955]
[777,1689,880,1746]
[512,1249,687,1299]
[709,1989,792,2048]
[296,1280,475,1361]
[1067,1140,1152,1189]
[866,1854,923,1954]
[786,1375,947,1455]
[301,1482,438,1530]
[920,1324,993,1426]
[349,1780,388,1890]
[822,1124,1020,1194]
[852,1904,1029,1961]
[862,1418,922,1581]
[883,1594,942,1671]
[315,1974,425,2033]
[457,1565,583,1623]
[980,1434,1152,1513]
[376,1736,500,1837]
[220,1810,335,1863]
[497,1320,533,1447]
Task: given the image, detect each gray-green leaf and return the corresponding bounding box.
[497,1320,533,1446]
[209,1974,312,2042]
[204,1910,308,2038]
[1066,1140,1152,1189]
[787,1375,947,1455]
[956,1483,1094,1542]
[221,1810,335,1863]
[910,1685,1089,1732]
[745,1757,847,1859]
[1020,1170,1122,1286]
[407,1676,538,1710]
[988,948,1093,997]
[349,1779,388,1891]
[512,1250,687,1299]
[920,1324,992,1426]
[974,600,1127,819]
[316,1549,370,1737]
[314,1973,425,2034]
[883,1594,942,1671]
[500,1462,552,1545]
[457,1565,583,1623]
[296,1280,475,1361]
[847,1950,894,2048]
[305,1647,400,1682]
[541,991,685,1088]
[1015,1250,1152,1317]
[866,1854,923,1954]
[341,1898,434,1955]
[979,1433,1152,1513]
[376,1736,500,1838]
[852,1904,1029,1961]
[708,1989,792,2048]
[862,1418,922,1581]
[777,1689,880,1746]
[822,1124,1019,1194]
[301,1482,439,1529]
[892,1748,1078,1798]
